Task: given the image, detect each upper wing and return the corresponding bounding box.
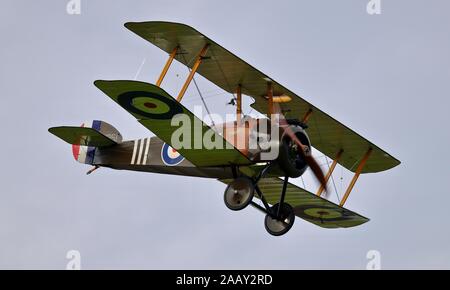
[125,21,400,173]
[94,80,252,167]
[220,177,369,229]
[48,126,117,147]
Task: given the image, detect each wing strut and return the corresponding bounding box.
[302,108,313,123]
[267,82,274,115]
[236,84,242,123]
[176,44,209,102]
[340,148,372,206]
[316,149,343,197]
[156,46,178,86]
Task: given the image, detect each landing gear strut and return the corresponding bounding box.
[223,163,295,236]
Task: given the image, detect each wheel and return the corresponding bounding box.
[264,203,295,236]
[224,177,254,211]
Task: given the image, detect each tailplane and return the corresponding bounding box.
[48,120,122,164]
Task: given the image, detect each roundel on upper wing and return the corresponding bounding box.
[117,91,183,119]
[161,143,185,166]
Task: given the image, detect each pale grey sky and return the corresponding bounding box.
[1,0,449,269]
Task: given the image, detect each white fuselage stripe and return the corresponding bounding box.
[142,137,151,165]
[136,139,145,165]
[130,139,138,165]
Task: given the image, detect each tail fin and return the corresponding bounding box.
[49,120,122,164]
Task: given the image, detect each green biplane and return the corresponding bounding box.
[49,21,400,236]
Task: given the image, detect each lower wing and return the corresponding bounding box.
[220,177,369,228]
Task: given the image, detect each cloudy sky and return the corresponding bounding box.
[1,0,449,269]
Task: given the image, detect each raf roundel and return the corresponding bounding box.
[294,205,350,223]
[117,91,183,119]
[161,143,185,166]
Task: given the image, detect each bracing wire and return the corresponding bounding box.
[209,48,236,101]
[133,58,146,80]
[323,155,340,202]
[310,112,342,201]
[181,54,216,128]
[192,76,216,128]
[183,89,226,104]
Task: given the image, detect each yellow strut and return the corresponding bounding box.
[176,44,209,102]
[236,85,242,124]
[316,149,343,197]
[340,148,372,207]
[156,46,178,87]
[302,109,313,123]
[267,83,274,116]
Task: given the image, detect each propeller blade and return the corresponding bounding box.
[283,124,328,191]
[272,103,328,192]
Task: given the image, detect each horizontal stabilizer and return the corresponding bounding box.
[48,126,118,147]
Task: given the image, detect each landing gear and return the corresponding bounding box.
[224,164,296,236]
[223,177,254,211]
[264,203,295,236]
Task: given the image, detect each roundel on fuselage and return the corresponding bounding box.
[161,143,184,166]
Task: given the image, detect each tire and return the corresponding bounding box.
[224,177,254,211]
[264,203,295,236]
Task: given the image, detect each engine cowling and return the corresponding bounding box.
[277,124,311,178]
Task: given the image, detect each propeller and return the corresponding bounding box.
[273,104,328,193]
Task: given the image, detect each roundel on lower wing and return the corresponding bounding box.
[293,205,350,222]
[303,208,342,219]
[161,143,185,166]
[117,91,183,119]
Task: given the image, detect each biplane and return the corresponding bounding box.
[49,21,400,236]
